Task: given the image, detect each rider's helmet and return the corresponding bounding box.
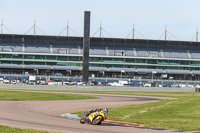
[103,108,108,113]
[103,108,108,112]
[103,108,108,117]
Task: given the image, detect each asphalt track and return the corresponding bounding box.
[0,90,188,133]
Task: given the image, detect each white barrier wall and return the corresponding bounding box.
[0,84,197,92]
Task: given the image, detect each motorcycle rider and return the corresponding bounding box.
[80,108,109,124]
[85,108,108,117]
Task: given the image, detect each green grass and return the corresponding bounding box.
[0,125,51,133]
[0,89,98,133]
[72,91,200,132]
[108,96,200,131]
[0,90,98,101]
[1,89,200,131]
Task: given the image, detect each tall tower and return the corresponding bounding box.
[82,11,91,84]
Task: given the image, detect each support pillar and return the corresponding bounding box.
[82,11,91,84]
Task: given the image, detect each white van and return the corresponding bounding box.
[3,79,10,84]
[144,83,151,87]
[178,84,187,87]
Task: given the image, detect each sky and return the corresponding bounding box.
[0,0,200,41]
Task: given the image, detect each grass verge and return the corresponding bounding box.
[0,90,98,101]
[72,91,200,132]
[1,89,200,131]
[0,125,51,133]
[0,89,98,133]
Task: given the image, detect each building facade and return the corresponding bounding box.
[1,34,200,80]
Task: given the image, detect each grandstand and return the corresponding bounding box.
[0,34,200,80]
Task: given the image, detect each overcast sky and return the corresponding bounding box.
[0,0,200,41]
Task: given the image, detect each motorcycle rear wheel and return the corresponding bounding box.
[92,116,103,125]
[80,118,85,124]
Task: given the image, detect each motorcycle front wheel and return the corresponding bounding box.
[92,116,103,125]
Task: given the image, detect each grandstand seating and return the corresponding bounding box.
[2,34,200,81]
[190,50,200,59]
[1,42,200,60]
[53,44,78,54]
[25,43,50,53]
[163,49,188,58]
[125,47,135,56]
[0,43,22,52]
[107,46,126,56]
[90,45,107,55]
[136,47,161,57]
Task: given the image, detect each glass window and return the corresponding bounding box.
[166,67,183,70]
[125,59,135,63]
[157,60,168,65]
[2,54,12,59]
[113,58,124,63]
[13,61,23,65]
[35,62,45,65]
[147,60,157,64]
[147,66,156,69]
[136,66,146,69]
[12,54,23,59]
[69,56,80,61]
[24,55,35,60]
[135,59,146,64]
[103,58,113,63]
[2,61,11,64]
[158,66,168,70]
[24,61,35,65]
[90,57,102,62]
[35,55,46,60]
[46,62,57,66]
[112,65,124,68]
[180,61,189,65]
[190,67,200,70]
[57,62,77,66]
[46,56,56,60]
[190,61,200,66]
[90,64,100,67]
[169,60,179,65]
[129,65,136,68]
[57,56,68,61]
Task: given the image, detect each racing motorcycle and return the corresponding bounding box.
[80,108,108,125]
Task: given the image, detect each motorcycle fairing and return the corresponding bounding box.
[86,111,103,123]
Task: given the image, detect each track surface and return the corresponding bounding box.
[0,90,182,133]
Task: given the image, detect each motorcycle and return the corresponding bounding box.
[80,108,108,125]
